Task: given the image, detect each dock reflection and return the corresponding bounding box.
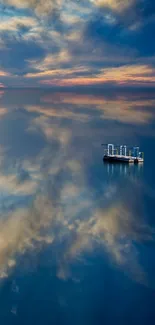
[103,161,144,178]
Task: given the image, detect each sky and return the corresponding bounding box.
[0,0,155,88]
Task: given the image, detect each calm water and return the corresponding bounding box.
[0,89,155,325]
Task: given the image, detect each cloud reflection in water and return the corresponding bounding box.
[0,90,154,284]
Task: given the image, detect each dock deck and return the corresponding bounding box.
[103,154,144,163]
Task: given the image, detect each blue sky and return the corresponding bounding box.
[0,0,155,87]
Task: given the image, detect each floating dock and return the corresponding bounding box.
[103,154,144,163]
[102,144,144,164]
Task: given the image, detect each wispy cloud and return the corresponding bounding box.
[25,63,155,88]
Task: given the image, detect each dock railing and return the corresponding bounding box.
[103,144,144,159]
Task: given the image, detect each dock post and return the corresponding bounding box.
[108,144,114,155]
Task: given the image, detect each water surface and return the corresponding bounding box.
[0,89,155,325]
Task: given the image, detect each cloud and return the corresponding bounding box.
[0,16,37,32]
[2,0,62,16]
[26,67,91,79]
[27,49,71,72]
[0,70,10,77]
[92,0,132,11]
[0,38,45,73]
[85,0,155,59]
[36,64,155,88]
[4,64,155,89]
[0,0,155,87]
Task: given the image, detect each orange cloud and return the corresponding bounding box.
[0,71,10,77]
[38,64,155,87]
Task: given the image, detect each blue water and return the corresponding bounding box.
[0,89,155,325]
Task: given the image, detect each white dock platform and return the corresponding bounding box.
[103,154,144,163]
